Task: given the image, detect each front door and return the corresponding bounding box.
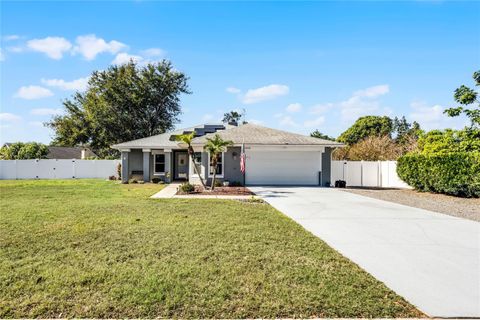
[174,151,189,180]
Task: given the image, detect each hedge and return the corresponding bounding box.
[397,152,480,198]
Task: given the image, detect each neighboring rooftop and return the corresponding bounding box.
[47,146,97,159]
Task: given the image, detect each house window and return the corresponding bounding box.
[209,153,223,177]
[154,154,165,174]
[193,152,202,165]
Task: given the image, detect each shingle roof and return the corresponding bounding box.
[111,124,231,149]
[47,147,97,159]
[191,123,344,146]
[112,123,343,149]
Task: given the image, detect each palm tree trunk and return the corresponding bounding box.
[211,157,217,191]
[187,147,207,189]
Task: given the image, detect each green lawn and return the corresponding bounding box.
[0,180,422,318]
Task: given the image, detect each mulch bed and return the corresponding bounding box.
[177,185,254,196]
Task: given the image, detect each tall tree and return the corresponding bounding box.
[393,116,421,144]
[47,60,190,158]
[175,132,207,189]
[444,70,480,128]
[310,130,335,141]
[222,111,242,125]
[203,134,233,190]
[337,116,393,145]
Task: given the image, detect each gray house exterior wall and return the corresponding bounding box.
[321,147,332,186]
[122,146,334,186]
[128,149,143,174]
[189,147,244,186]
[204,146,244,185]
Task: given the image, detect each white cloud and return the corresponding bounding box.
[41,77,89,91]
[353,84,389,98]
[0,113,21,122]
[74,34,126,60]
[278,115,297,127]
[408,101,466,130]
[304,116,325,127]
[339,95,385,122]
[310,84,391,122]
[27,37,72,59]
[15,86,53,100]
[111,52,143,65]
[30,108,63,116]
[226,87,241,94]
[3,35,20,41]
[141,48,165,57]
[286,103,302,113]
[242,84,289,104]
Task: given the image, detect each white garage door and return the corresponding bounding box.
[245,150,321,185]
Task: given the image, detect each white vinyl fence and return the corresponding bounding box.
[0,159,121,180]
[331,160,410,188]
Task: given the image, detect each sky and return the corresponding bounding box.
[1,1,479,144]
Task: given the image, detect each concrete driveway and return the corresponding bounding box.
[250,186,480,318]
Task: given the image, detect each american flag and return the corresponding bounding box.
[240,144,246,174]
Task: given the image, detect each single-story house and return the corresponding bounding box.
[112,123,343,186]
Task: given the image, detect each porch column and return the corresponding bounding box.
[142,149,151,182]
[121,150,130,183]
[164,149,172,183]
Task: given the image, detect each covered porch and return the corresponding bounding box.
[120,148,191,183]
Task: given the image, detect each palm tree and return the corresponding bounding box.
[203,134,233,190]
[175,132,207,189]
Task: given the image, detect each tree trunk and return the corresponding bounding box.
[187,146,207,189]
[211,156,217,191]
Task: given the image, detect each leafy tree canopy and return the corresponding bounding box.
[337,116,393,145]
[310,130,335,141]
[444,70,479,128]
[47,60,190,158]
[416,129,480,154]
[222,111,242,124]
[393,116,422,144]
[0,142,49,160]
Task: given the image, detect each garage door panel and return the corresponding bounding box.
[246,151,320,185]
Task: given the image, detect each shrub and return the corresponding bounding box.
[151,177,161,184]
[229,181,243,187]
[128,179,138,184]
[116,163,122,179]
[108,175,116,181]
[214,180,223,187]
[397,152,480,198]
[179,182,195,193]
[333,135,407,161]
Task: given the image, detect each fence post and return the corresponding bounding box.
[360,160,363,187]
[72,159,76,179]
[378,160,381,188]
